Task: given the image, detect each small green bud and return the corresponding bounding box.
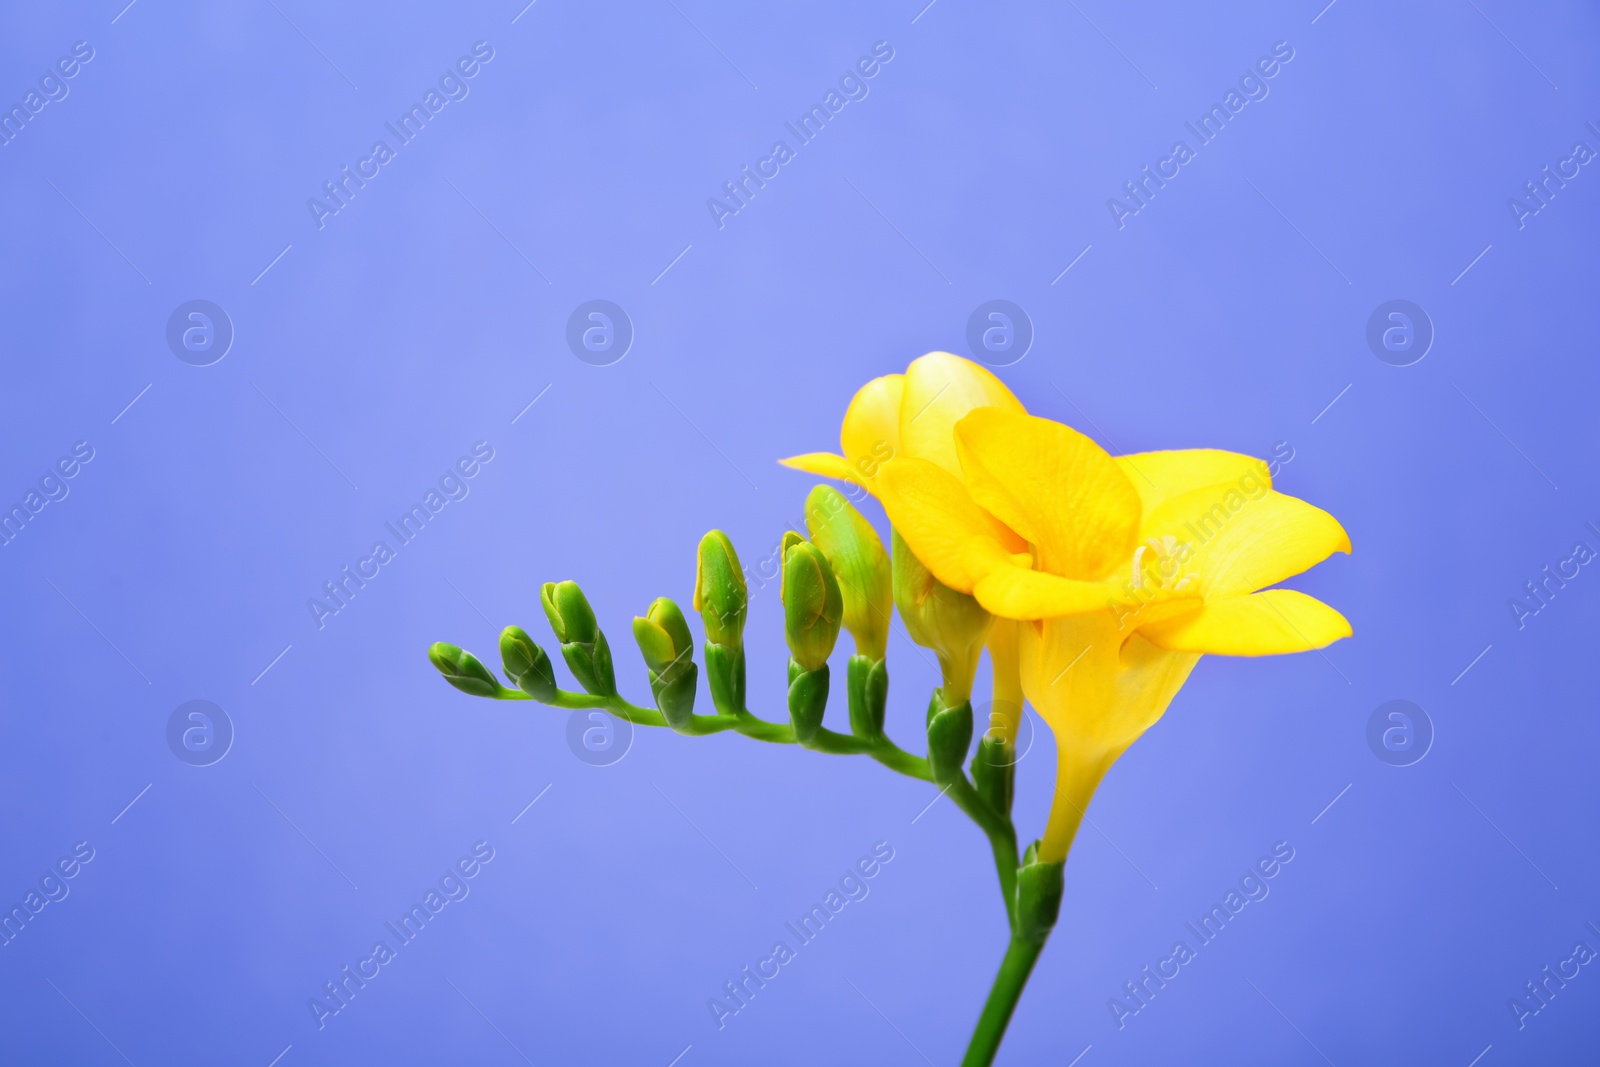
[632,597,698,728]
[539,580,615,696]
[926,691,974,786]
[892,529,991,703]
[428,642,503,698]
[787,659,830,746]
[970,734,1014,816]
[805,485,892,661]
[500,626,557,702]
[1014,851,1065,943]
[541,580,598,645]
[781,537,843,672]
[692,531,748,650]
[846,655,888,738]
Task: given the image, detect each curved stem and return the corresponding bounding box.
[961,935,1047,1067]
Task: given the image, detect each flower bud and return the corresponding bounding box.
[692,531,747,650]
[891,529,992,703]
[428,642,503,698]
[926,690,974,786]
[787,658,830,746]
[540,580,616,696]
[781,537,843,672]
[632,597,698,728]
[1014,847,1065,943]
[804,485,892,661]
[500,626,557,702]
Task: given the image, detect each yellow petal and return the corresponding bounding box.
[1117,449,1271,516]
[1140,589,1351,655]
[876,457,1020,591]
[1144,483,1351,598]
[840,374,905,481]
[898,353,1025,475]
[779,451,860,484]
[970,560,1123,620]
[954,409,1142,581]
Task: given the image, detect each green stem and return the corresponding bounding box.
[960,935,1047,1067]
[946,777,1019,918]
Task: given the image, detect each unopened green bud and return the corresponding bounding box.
[428,642,504,698]
[926,691,974,786]
[805,485,892,661]
[632,597,698,728]
[540,580,615,696]
[781,537,843,672]
[500,626,557,702]
[892,529,991,703]
[692,531,747,650]
[1014,850,1065,943]
[787,658,830,746]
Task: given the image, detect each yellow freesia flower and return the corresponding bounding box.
[878,404,1352,860]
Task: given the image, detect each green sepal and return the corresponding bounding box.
[540,580,617,696]
[787,659,830,746]
[428,642,505,698]
[704,642,746,716]
[499,626,557,702]
[1014,846,1065,943]
[847,656,888,737]
[652,663,699,730]
[971,735,1015,817]
[926,691,973,786]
